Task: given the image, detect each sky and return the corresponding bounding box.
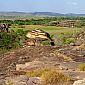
[0,0,85,14]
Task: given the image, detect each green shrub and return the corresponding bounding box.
[78,63,85,71]
[55,33,76,45]
[0,29,29,53]
[41,40,51,45]
[64,38,75,44]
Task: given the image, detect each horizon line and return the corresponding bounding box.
[0,11,85,14]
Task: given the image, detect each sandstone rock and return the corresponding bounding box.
[73,78,85,85]
[16,64,27,71]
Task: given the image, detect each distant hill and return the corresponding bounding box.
[0,12,31,16]
[0,12,85,17]
[31,12,64,16]
[32,12,85,16]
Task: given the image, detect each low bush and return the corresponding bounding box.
[0,29,29,53]
[55,33,75,45]
[41,40,51,45]
[64,38,75,44]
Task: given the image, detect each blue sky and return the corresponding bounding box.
[0,0,85,13]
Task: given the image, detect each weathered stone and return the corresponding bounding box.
[5,75,29,85]
[73,79,85,85]
[0,79,6,85]
[16,64,27,71]
[27,77,41,85]
[5,76,41,85]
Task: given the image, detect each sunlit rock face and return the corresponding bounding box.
[73,78,85,85]
[26,29,54,46]
[26,29,49,39]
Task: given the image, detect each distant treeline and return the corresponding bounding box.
[0,17,85,26]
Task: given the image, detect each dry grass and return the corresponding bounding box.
[26,67,50,77]
[41,70,70,84]
[63,56,73,62]
[6,81,13,85]
[26,67,70,84]
[78,63,85,71]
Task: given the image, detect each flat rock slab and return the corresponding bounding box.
[5,75,41,85]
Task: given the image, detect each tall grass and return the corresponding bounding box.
[11,25,85,35]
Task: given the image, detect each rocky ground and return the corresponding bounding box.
[1,31,85,85]
[0,45,85,85]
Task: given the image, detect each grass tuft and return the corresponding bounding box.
[78,63,85,71]
[26,68,70,84]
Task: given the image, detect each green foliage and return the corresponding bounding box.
[11,26,85,46]
[78,63,85,71]
[1,16,85,27]
[41,40,51,45]
[64,38,75,44]
[54,33,72,45]
[0,29,29,53]
[0,32,17,49]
